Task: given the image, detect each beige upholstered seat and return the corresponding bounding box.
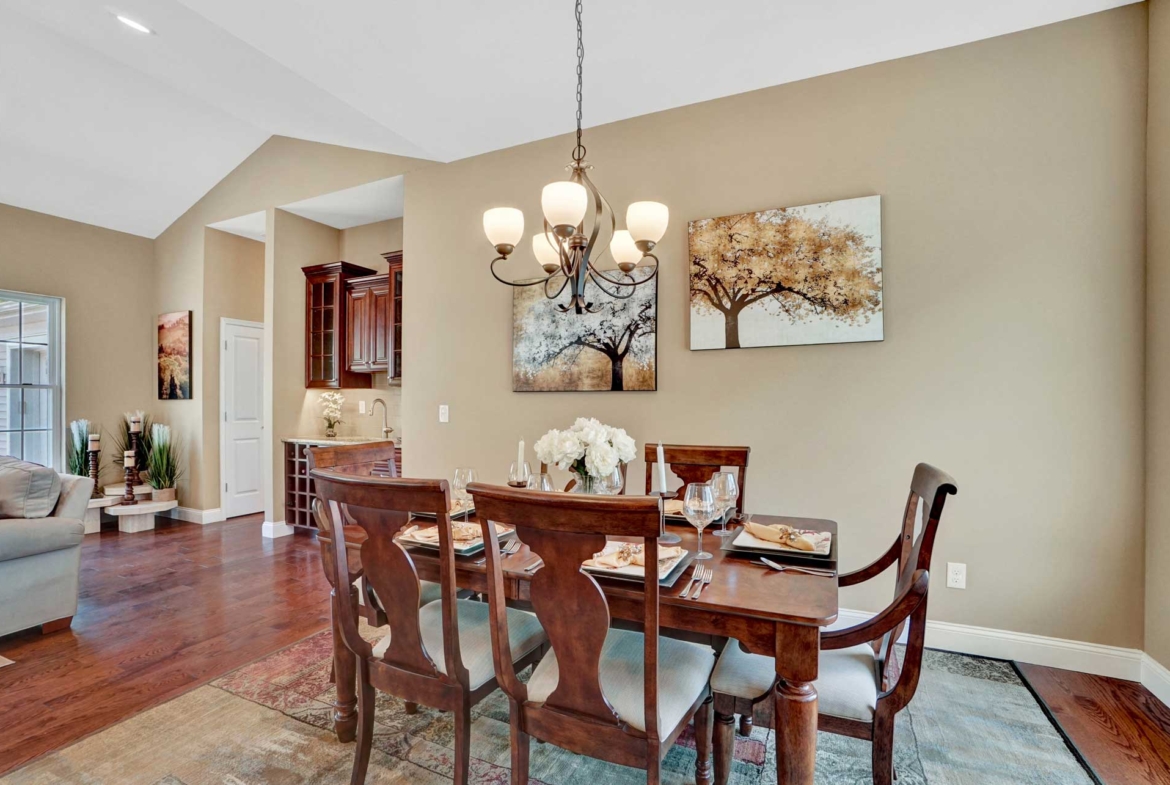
[711,639,879,723]
[526,628,714,739]
[374,599,546,690]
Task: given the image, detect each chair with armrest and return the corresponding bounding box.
[311,470,547,785]
[709,462,956,785]
[468,482,716,785]
[642,445,750,516]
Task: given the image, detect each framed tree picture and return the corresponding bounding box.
[689,195,883,350]
[512,267,657,392]
[158,310,192,399]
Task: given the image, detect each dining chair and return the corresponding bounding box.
[467,482,716,785]
[709,463,957,785]
[538,460,629,493]
[311,470,548,785]
[643,445,750,516]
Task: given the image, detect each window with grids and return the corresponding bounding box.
[0,292,63,469]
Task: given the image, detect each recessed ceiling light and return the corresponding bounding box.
[115,14,153,34]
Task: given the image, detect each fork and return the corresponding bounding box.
[692,566,714,599]
[681,565,708,599]
[474,539,520,565]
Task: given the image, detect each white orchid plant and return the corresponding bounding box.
[319,392,345,431]
[534,417,637,480]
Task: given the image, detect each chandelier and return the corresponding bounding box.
[482,0,668,314]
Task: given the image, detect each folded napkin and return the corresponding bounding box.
[664,500,686,516]
[408,521,507,544]
[743,521,817,551]
[584,542,685,572]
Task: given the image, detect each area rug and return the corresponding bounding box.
[2,626,1095,785]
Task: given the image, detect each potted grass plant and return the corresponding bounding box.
[146,423,182,502]
[67,419,97,476]
[113,410,153,478]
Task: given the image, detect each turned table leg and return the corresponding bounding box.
[331,586,359,743]
[774,623,820,785]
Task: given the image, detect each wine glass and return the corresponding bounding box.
[526,472,554,492]
[711,471,739,538]
[509,461,532,488]
[452,467,477,520]
[683,482,717,560]
[596,466,624,495]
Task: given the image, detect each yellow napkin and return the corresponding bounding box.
[744,521,817,551]
[584,543,685,571]
[409,521,507,544]
[664,500,686,516]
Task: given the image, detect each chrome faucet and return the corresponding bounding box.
[369,398,394,439]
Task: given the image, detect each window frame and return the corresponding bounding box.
[0,290,65,470]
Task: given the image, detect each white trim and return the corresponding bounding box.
[836,608,1145,681]
[1142,653,1170,707]
[0,289,65,470]
[262,520,295,538]
[219,317,266,519]
[162,506,226,525]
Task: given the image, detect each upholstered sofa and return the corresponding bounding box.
[0,457,94,637]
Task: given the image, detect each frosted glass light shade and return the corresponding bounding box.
[483,207,524,249]
[532,232,561,271]
[610,230,642,269]
[627,201,669,244]
[542,181,588,229]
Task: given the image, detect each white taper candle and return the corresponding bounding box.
[656,442,667,493]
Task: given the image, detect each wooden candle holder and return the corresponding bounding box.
[121,461,138,506]
[128,432,142,485]
[88,447,101,498]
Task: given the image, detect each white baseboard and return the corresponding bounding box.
[1142,653,1170,706]
[262,520,295,539]
[836,608,1145,681]
[163,506,226,525]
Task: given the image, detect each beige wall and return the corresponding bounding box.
[339,218,403,273]
[403,6,1149,648]
[1146,0,1170,669]
[154,136,429,511]
[199,228,265,504]
[0,203,155,485]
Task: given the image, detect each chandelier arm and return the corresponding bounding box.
[489,256,558,288]
[544,274,571,300]
[586,252,659,288]
[586,270,636,300]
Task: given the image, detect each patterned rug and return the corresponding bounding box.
[2,625,1095,785]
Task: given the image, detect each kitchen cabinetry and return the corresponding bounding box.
[343,251,403,379]
[303,262,376,388]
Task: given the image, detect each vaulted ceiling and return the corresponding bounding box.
[0,0,1138,238]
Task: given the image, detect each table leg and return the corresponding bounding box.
[774,623,820,784]
[332,586,359,743]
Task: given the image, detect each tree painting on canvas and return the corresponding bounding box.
[158,311,191,399]
[689,195,883,350]
[513,268,656,392]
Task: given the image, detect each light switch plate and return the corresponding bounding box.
[358,400,366,415]
[946,562,966,589]
[439,404,449,423]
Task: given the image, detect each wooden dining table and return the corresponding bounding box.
[324,512,839,785]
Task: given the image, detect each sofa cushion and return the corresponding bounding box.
[0,456,62,519]
[0,517,85,563]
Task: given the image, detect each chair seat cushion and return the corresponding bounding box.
[711,638,879,723]
[526,628,715,740]
[0,457,62,519]
[0,517,85,563]
[373,599,546,690]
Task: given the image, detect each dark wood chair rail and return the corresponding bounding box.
[712,462,957,785]
[643,444,750,516]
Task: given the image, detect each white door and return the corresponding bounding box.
[221,319,264,519]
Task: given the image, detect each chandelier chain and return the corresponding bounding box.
[573,0,585,162]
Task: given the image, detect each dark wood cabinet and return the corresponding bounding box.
[343,251,404,379]
[303,262,375,389]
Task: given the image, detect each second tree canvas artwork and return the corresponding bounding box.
[688,195,883,351]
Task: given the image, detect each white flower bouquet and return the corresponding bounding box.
[320,391,345,436]
[534,418,637,490]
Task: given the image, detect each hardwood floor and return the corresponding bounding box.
[2,515,1169,784]
[0,515,331,777]
[1018,663,1170,785]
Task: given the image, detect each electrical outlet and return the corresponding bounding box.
[946,562,966,589]
[439,404,449,423]
[358,400,366,415]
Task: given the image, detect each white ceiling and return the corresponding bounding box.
[0,0,1139,239]
[207,211,266,243]
[281,176,405,230]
